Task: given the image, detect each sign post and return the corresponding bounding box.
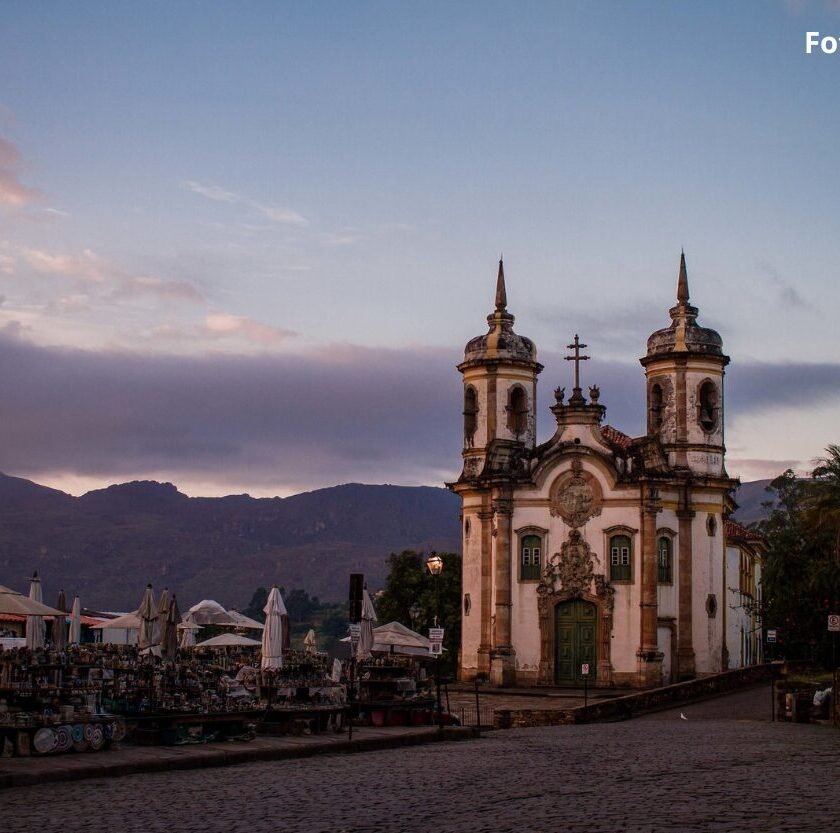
[581,662,590,713]
[828,615,840,669]
[429,627,445,735]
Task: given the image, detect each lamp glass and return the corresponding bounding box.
[426,553,444,576]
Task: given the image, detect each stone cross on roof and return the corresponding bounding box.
[564,334,590,404]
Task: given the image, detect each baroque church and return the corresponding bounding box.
[449,254,764,689]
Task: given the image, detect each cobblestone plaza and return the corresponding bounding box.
[4,686,837,833]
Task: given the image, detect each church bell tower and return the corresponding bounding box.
[457,259,543,482]
[640,252,729,477]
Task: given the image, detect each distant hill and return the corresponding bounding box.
[0,471,775,611]
[730,479,776,526]
[0,474,461,611]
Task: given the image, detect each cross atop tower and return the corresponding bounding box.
[564,334,590,404]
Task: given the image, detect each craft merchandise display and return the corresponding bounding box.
[0,642,347,755]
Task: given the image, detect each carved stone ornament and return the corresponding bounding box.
[549,460,603,528]
[539,529,600,600]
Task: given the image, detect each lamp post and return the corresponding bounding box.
[426,552,444,736]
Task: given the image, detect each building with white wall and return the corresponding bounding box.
[450,254,761,688]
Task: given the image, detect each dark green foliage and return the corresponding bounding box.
[285,588,320,624]
[376,550,462,674]
[758,446,840,665]
[242,586,269,623]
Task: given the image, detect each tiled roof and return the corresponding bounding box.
[601,425,633,450]
[725,519,765,544]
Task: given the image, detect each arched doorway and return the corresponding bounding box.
[554,599,597,685]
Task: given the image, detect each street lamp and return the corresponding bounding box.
[426,552,444,735]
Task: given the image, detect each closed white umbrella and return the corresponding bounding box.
[137,584,158,651]
[356,588,377,661]
[178,614,201,648]
[26,572,46,651]
[303,628,316,654]
[162,595,181,659]
[260,586,286,670]
[69,596,82,645]
[53,589,68,651]
[156,587,170,651]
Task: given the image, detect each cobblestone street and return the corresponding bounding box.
[6,686,838,833]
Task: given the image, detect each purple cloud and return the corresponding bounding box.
[0,334,836,495]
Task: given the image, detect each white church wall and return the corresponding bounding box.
[691,502,724,674]
[460,503,484,674]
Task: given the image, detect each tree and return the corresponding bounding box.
[376,550,462,674]
[242,586,269,623]
[758,448,840,665]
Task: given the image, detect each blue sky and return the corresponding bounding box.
[0,1,839,496]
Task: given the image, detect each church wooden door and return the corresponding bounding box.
[554,599,597,686]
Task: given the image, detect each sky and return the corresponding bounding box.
[0,1,839,497]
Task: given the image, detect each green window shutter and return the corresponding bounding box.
[610,535,632,582]
[657,536,672,584]
[521,534,541,580]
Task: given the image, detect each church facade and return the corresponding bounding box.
[449,254,758,689]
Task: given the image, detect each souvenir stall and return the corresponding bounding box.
[255,648,346,735]
[0,645,126,757]
[353,621,437,727]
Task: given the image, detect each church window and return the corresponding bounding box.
[706,514,717,537]
[610,535,632,582]
[507,386,529,437]
[463,387,478,447]
[520,534,541,581]
[649,383,663,434]
[657,536,673,584]
[697,380,719,433]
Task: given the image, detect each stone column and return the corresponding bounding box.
[676,484,696,679]
[637,483,663,687]
[490,492,515,686]
[477,508,494,677]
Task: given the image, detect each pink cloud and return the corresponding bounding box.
[0,136,39,207]
[204,313,296,344]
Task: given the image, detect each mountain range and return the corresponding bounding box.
[0,473,461,612]
[0,472,771,612]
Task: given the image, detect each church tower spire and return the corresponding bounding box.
[641,251,729,477]
[677,249,689,305]
[495,258,507,311]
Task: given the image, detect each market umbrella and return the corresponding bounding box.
[260,585,286,670]
[356,587,377,661]
[226,610,265,630]
[303,628,316,654]
[53,589,68,651]
[69,596,82,645]
[137,584,158,651]
[26,572,46,650]
[196,633,261,648]
[371,621,432,656]
[178,614,201,648]
[90,611,141,630]
[0,585,64,617]
[161,595,181,659]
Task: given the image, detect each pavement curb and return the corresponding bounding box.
[0,726,478,789]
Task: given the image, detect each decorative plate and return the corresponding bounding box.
[89,725,104,750]
[33,727,57,755]
[55,725,73,752]
[83,723,94,742]
[70,724,84,743]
